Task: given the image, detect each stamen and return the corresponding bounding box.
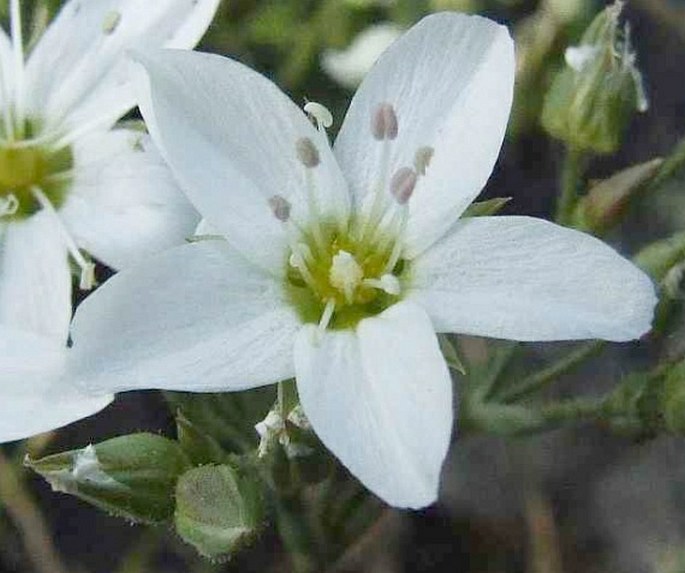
[414,146,434,176]
[318,298,336,335]
[304,101,333,133]
[268,195,292,222]
[363,274,400,296]
[371,102,398,141]
[31,187,96,290]
[0,194,19,217]
[295,137,320,169]
[289,250,318,292]
[390,167,417,205]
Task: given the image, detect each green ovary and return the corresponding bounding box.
[285,222,407,330]
[0,125,73,220]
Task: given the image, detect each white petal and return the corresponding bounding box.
[24,0,220,134]
[0,329,112,443]
[71,240,300,394]
[334,13,514,255]
[132,49,350,272]
[409,216,657,342]
[0,213,71,342]
[321,23,403,89]
[294,301,452,508]
[60,128,199,270]
[0,28,13,111]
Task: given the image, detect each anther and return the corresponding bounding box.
[0,194,19,217]
[296,137,320,169]
[390,167,417,205]
[304,102,333,130]
[371,103,398,141]
[414,146,434,176]
[102,10,122,35]
[268,195,291,222]
[363,274,401,296]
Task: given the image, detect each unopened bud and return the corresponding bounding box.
[295,137,320,168]
[390,167,417,204]
[268,195,291,222]
[414,146,434,176]
[541,2,647,154]
[371,102,398,141]
[26,434,191,524]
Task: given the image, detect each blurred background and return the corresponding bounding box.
[3,0,685,571]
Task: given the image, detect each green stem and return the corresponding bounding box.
[500,341,605,403]
[555,146,585,225]
[274,493,323,573]
[539,397,606,424]
[0,450,69,573]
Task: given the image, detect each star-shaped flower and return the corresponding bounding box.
[71,13,656,507]
[0,0,220,442]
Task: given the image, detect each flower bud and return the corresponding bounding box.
[541,2,648,154]
[26,433,191,523]
[175,464,264,559]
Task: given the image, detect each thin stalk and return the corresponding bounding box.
[500,341,605,403]
[555,146,585,225]
[0,450,69,573]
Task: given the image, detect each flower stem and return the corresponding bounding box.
[0,449,69,573]
[500,341,606,403]
[555,146,585,225]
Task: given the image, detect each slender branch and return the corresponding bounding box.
[500,341,605,403]
[555,146,585,225]
[0,450,69,573]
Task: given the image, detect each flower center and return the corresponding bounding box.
[0,128,74,220]
[272,102,432,331]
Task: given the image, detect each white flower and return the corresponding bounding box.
[322,23,403,89]
[0,0,220,442]
[70,13,657,508]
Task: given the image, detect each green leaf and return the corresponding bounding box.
[26,433,191,523]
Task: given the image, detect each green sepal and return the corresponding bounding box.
[26,433,191,524]
[176,410,230,466]
[164,389,274,454]
[572,158,662,235]
[175,464,264,560]
[438,334,467,374]
[462,197,511,218]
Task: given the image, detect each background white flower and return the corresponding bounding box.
[321,23,403,89]
[0,0,220,442]
[70,13,656,508]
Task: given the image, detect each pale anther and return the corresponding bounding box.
[268,195,291,222]
[0,194,19,217]
[79,262,97,290]
[414,146,434,176]
[390,167,417,205]
[363,274,400,296]
[296,137,320,168]
[102,10,122,35]
[371,102,398,141]
[304,102,333,129]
